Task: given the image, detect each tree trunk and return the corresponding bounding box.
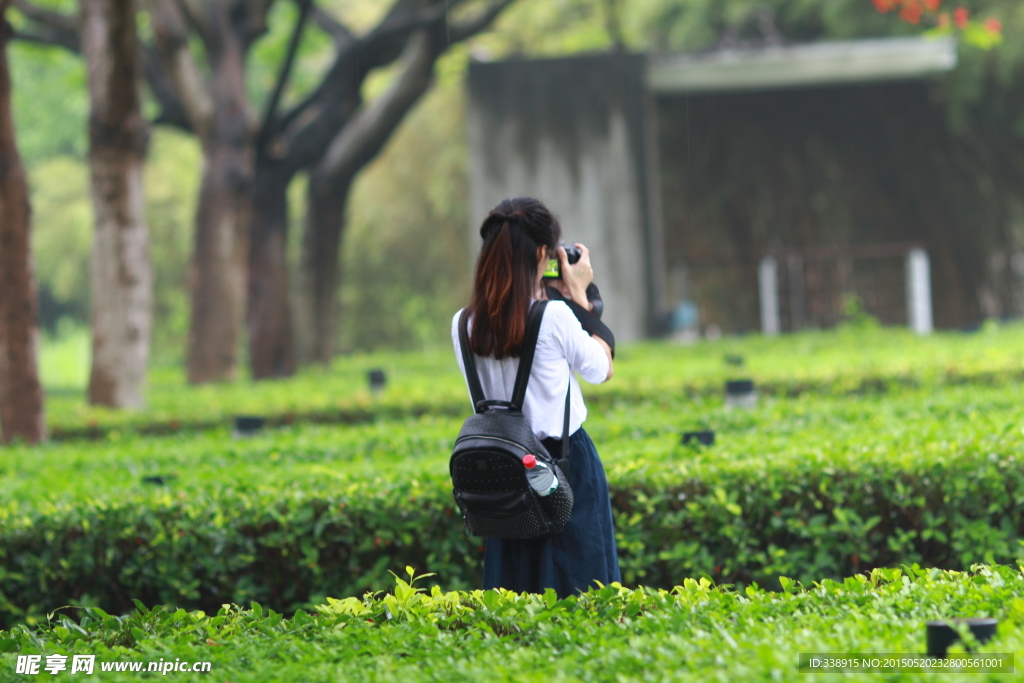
[185,27,252,385]
[0,2,45,444]
[297,174,350,364]
[82,0,152,408]
[247,166,295,378]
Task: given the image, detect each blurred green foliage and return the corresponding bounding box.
[12,0,1024,364]
[33,321,1024,434]
[339,83,471,352]
[10,41,87,162]
[6,316,1024,656]
[2,370,1023,627]
[25,130,200,363]
[2,566,1023,681]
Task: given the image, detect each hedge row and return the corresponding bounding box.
[4,428,1023,629]
[48,365,1024,441]
[10,381,1019,508]
[42,323,1024,439]
[3,565,1022,682]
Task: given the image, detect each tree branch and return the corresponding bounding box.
[176,0,214,47]
[149,0,214,137]
[277,0,446,133]
[11,0,79,51]
[11,0,194,131]
[257,0,311,153]
[11,28,76,51]
[242,0,277,47]
[315,0,513,166]
[273,0,515,181]
[359,1,448,66]
[448,0,516,43]
[315,28,435,184]
[141,40,192,131]
[310,2,352,46]
[12,0,77,34]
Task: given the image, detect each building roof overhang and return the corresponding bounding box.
[647,36,957,93]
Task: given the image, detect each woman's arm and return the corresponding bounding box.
[550,302,612,385]
[592,333,614,381]
[552,244,615,382]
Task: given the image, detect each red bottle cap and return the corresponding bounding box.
[522,454,537,469]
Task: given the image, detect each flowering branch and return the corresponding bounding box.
[871,0,1002,48]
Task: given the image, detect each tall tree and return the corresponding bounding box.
[16,0,516,381]
[147,0,515,380]
[82,0,152,407]
[0,0,45,443]
[296,26,439,366]
[147,0,271,384]
[257,0,515,373]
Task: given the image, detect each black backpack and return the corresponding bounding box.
[450,301,574,539]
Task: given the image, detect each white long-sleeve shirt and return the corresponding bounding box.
[451,300,610,439]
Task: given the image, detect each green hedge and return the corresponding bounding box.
[46,364,1024,441]
[2,566,1023,682]
[4,424,1023,629]
[16,379,1019,509]
[41,324,1024,438]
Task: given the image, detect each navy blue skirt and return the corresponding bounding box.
[482,428,621,597]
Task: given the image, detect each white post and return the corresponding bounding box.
[787,254,804,331]
[906,248,933,335]
[759,256,780,336]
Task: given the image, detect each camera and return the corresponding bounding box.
[542,242,582,280]
[540,241,604,320]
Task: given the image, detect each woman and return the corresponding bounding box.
[451,196,619,597]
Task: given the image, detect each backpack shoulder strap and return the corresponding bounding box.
[458,308,486,411]
[561,380,571,452]
[511,300,549,410]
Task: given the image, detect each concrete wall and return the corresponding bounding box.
[467,55,663,342]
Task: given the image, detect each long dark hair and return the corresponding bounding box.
[467,197,561,359]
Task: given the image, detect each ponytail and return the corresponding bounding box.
[467,198,560,359]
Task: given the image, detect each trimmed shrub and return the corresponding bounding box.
[3,433,1022,628]
[2,565,1023,682]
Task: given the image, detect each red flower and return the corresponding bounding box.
[985,18,1003,34]
[900,5,923,24]
[937,12,950,28]
[924,0,941,11]
[872,0,895,12]
[954,6,969,29]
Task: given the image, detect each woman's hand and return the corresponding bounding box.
[551,244,593,310]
